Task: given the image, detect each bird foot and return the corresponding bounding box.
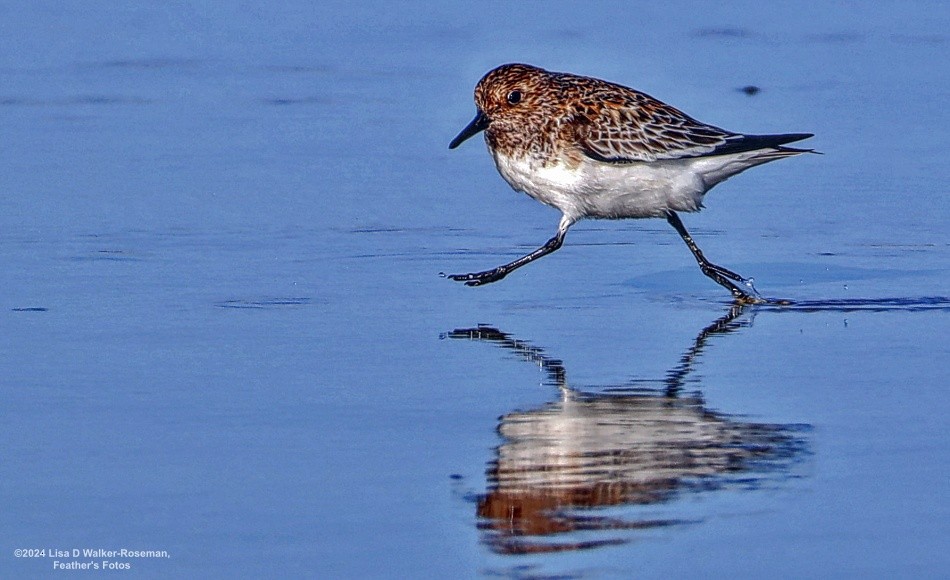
[441,268,508,286]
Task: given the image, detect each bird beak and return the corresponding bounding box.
[449,110,489,149]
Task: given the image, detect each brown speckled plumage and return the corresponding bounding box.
[471,63,805,165]
[447,63,813,302]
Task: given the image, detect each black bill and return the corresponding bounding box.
[449,110,489,149]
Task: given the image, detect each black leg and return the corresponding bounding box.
[446,216,574,286]
[665,211,761,302]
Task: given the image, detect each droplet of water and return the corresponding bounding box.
[742,277,763,299]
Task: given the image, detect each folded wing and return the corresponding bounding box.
[574,88,812,163]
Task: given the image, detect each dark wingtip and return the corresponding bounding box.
[711,132,814,156]
[750,132,814,147]
[784,132,814,143]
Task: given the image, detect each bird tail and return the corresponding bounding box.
[697,144,814,189]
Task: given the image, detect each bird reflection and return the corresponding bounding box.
[446,305,808,555]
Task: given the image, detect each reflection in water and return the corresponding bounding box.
[446,306,809,555]
[770,296,950,313]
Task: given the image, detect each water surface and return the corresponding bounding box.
[1,1,948,578]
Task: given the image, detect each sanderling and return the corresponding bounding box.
[446,63,813,303]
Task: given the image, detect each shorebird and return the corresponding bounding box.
[447,63,813,303]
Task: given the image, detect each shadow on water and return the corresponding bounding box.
[444,305,812,556]
[765,296,950,313]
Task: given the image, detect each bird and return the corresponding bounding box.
[446,63,813,303]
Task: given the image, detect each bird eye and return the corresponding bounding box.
[506,90,522,105]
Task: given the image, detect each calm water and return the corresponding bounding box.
[2,2,948,578]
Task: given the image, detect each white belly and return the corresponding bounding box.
[491,151,708,221]
[490,148,778,221]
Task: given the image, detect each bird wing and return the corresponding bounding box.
[573,90,738,163]
[572,87,812,163]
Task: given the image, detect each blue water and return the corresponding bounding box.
[2,2,948,578]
